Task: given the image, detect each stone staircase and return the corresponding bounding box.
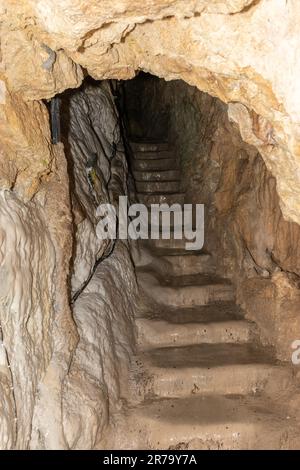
[111,140,300,450]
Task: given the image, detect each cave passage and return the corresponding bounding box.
[47,73,300,450]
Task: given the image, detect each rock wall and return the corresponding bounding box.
[0,134,77,449]
[60,80,138,449]
[0,79,137,449]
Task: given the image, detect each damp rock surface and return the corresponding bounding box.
[0,0,300,451]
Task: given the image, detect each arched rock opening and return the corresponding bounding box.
[121,72,300,359]
[1,0,300,451]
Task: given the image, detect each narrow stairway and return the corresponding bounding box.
[111,139,300,450]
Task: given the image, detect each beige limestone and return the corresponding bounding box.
[0,0,300,451]
[0,80,53,199]
[0,1,300,226]
[126,74,300,360]
[0,142,78,449]
[0,77,138,449]
[124,132,300,450]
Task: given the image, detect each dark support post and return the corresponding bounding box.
[50,97,61,144]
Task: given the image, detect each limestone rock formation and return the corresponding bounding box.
[0,78,138,449]
[2,1,300,225]
[123,74,300,360]
[0,0,300,451]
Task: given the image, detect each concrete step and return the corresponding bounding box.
[114,395,300,449]
[133,158,178,171]
[138,272,235,307]
[136,343,294,398]
[130,142,169,153]
[136,315,255,349]
[136,181,180,194]
[137,193,185,207]
[155,250,215,276]
[141,301,245,324]
[133,170,180,182]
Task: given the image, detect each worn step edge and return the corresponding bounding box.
[133,170,180,182]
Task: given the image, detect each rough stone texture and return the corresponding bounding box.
[0,319,16,448]
[0,190,55,448]
[239,272,300,360]
[0,0,300,449]
[0,80,54,200]
[61,81,125,293]
[59,82,138,449]
[0,77,137,449]
[0,139,78,449]
[63,241,137,449]
[0,28,83,100]
[123,74,300,361]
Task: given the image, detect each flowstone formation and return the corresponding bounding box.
[0,79,138,449]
